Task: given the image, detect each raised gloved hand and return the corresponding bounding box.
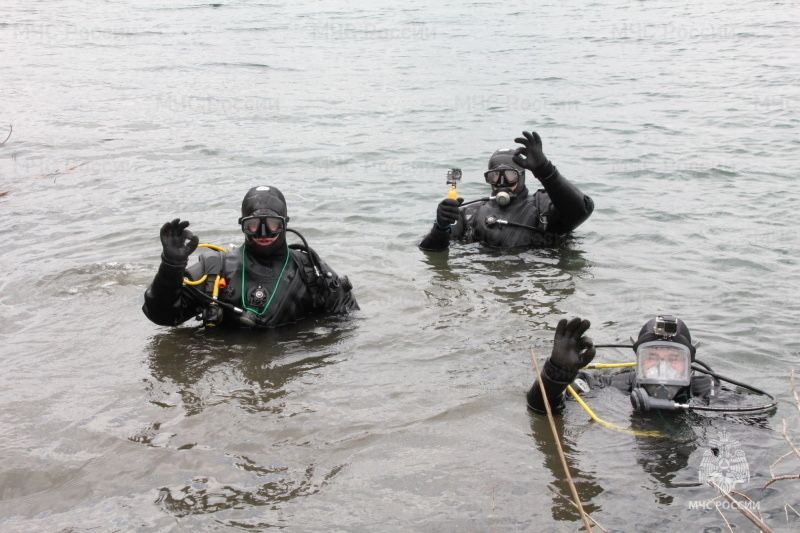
[512,130,550,175]
[435,198,463,228]
[549,317,596,373]
[160,218,199,266]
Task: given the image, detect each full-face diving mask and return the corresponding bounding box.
[634,341,692,400]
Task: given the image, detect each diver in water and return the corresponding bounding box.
[142,186,358,329]
[419,130,594,251]
[527,316,776,416]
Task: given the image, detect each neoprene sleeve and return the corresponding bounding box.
[535,162,595,234]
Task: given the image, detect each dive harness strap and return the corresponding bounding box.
[534,186,552,231]
[193,251,229,327]
[289,244,352,309]
[182,232,352,324]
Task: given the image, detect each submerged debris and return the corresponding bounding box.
[0,125,11,146]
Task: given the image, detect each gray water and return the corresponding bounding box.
[1,0,799,530]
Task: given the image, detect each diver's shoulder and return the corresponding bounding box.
[190,246,241,274]
[288,245,323,271]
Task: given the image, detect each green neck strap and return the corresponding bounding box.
[240,242,290,316]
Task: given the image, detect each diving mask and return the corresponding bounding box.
[635,341,691,389]
[484,166,521,186]
[239,215,286,237]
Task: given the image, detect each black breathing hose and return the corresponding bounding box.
[286,228,322,278]
[591,345,777,414]
[687,363,778,413]
[459,197,489,207]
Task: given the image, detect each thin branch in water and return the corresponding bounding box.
[763,474,800,489]
[710,482,773,533]
[529,349,593,532]
[729,490,755,506]
[715,504,734,533]
[707,493,725,505]
[547,486,609,533]
[763,373,800,491]
[786,503,800,522]
[0,125,11,146]
[37,161,89,183]
[769,450,795,478]
[730,490,767,524]
[781,419,800,460]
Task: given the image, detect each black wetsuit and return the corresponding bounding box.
[419,163,594,250]
[143,245,358,328]
[526,359,718,414]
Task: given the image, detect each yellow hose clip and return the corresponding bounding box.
[183,274,207,286]
[181,243,227,285]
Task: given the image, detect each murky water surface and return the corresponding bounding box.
[1,0,798,530]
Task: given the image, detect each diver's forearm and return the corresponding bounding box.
[419,224,452,251]
[142,261,192,326]
[536,163,594,232]
[526,359,576,414]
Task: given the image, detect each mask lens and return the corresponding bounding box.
[241,215,285,236]
[484,168,520,185]
[265,217,284,233]
[242,217,261,235]
[636,342,690,385]
[484,170,501,184]
[503,169,520,184]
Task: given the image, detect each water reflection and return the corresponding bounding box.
[630,412,699,503]
[528,414,604,522]
[529,397,775,525]
[145,319,356,416]
[529,410,701,521]
[155,463,344,520]
[421,244,591,322]
[143,319,355,519]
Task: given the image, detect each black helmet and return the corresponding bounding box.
[632,316,696,359]
[241,185,288,218]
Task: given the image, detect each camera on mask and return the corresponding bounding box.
[653,314,678,337]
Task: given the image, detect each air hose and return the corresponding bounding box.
[569,350,776,425]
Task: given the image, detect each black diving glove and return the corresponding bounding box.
[160,218,199,266]
[512,130,553,178]
[435,198,463,229]
[548,317,596,374]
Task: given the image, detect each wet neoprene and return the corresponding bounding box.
[436,198,462,228]
[160,218,199,266]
